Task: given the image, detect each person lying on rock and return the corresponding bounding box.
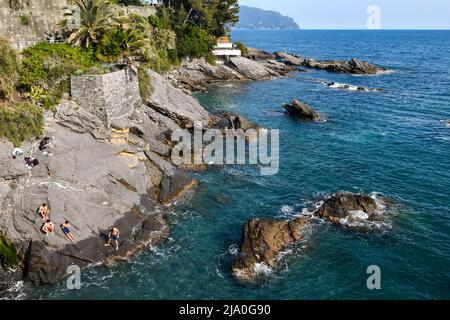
[105,226,120,251]
[42,220,55,235]
[24,156,39,169]
[39,137,51,151]
[38,203,49,220]
[61,221,75,242]
[11,148,24,159]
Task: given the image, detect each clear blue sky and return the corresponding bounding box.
[239,0,450,29]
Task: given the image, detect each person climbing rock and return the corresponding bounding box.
[105,226,120,251]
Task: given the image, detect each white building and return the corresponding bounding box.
[212,36,242,63]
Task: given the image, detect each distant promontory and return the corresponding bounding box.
[235,5,300,30]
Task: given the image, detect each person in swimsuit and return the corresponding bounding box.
[61,221,75,242]
[42,220,54,235]
[38,203,49,220]
[105,226,120,251]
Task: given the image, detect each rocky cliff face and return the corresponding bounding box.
[0,68,214,285]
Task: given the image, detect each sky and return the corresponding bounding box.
[239,0,450,29]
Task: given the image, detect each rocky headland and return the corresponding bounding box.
[0,48,390,291]
[0,67,262,288]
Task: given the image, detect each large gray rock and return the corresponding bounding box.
[0,81,204,285]
[247,47,275,61]
[144,69,213,128]
[167,57,291,92]
[283,99,322,121]
[227,56,280,80]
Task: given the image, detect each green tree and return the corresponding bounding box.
[68,0,122,48]
[96,28,149,62]
[176,24,214,59]
[162,0,240,36]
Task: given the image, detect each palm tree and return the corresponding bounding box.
[68,0,122,48]
[96,28,150,62]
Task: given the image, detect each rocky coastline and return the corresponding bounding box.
[0,51,389,294]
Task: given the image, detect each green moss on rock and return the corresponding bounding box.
[0,235,19,270]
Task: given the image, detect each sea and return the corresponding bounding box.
[11,30,450,300]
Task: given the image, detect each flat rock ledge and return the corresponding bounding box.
[232,192,385,281]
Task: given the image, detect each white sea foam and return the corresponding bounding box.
[253,262,272,277]
[281,205,294,215]
[228,244,240,256]
[314,79,382,92]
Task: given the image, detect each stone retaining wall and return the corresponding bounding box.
[71,68,141,127]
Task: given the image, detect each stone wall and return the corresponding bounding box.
[71,67,141,127]
[123,4,157,17]
[0,0,68,50]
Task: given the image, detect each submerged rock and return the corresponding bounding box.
[232,217,310,281]
[275,52,386,74]
[314,80,383,92]
[283,99,322,121]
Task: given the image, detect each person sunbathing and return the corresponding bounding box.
[42,220,55,235]
[38,203,49,220]
[61,221,75,242]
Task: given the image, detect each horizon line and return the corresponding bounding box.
[233,28,450,31]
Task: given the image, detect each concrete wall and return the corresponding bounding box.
[0,0,68,50]
[71,68,141,127]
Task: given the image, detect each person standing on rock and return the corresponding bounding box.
[105,227,120,251]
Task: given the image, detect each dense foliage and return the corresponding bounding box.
[68,0,122,48]
[162,0,239,37]
[175,24,214,59]
[19,43,98,109]
[0,102,43,147]
[0,0,245,146]
[0,38,20,101]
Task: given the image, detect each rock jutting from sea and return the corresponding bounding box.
[232,192,389,281]
[283,99,322,121]
[275,52,387,74]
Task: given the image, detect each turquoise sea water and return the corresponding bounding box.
[25,30,450,299]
